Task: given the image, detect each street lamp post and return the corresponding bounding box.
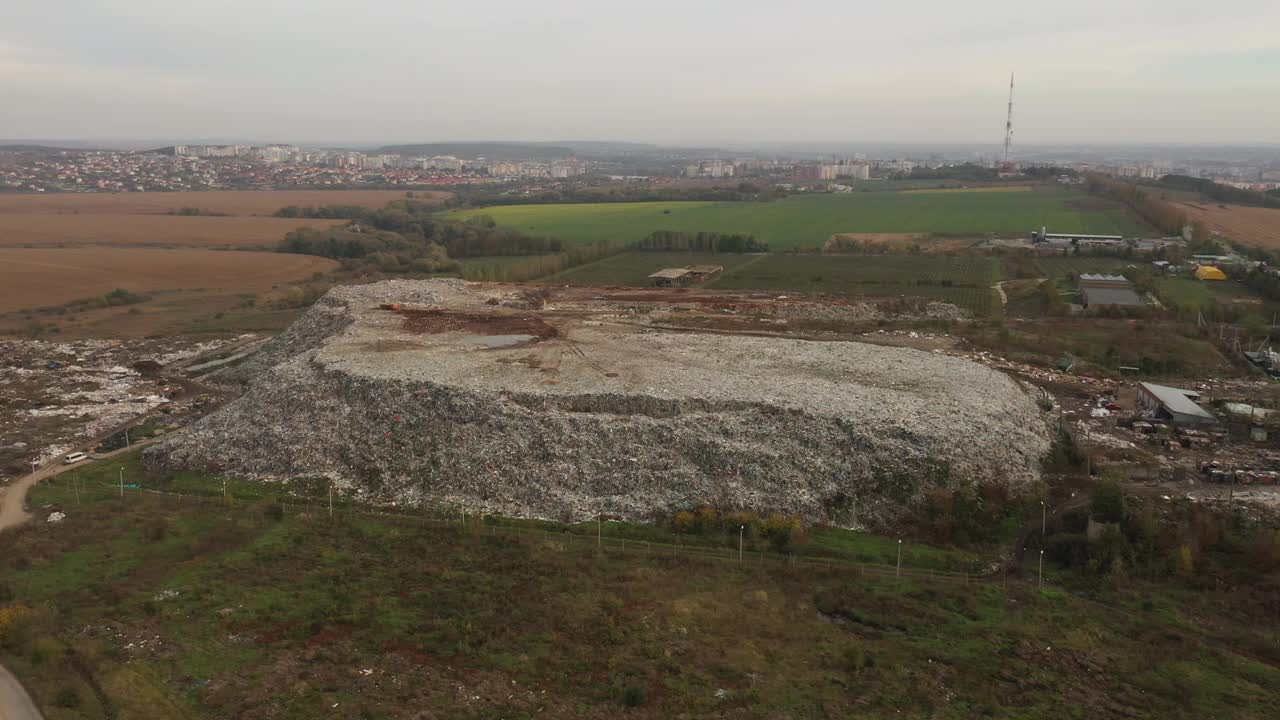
[1038,550,1045,591]
[1041,501,1046,536]
[896,539,902,579]
[738,525,744,562]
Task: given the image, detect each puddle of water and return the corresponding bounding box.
[461,334,537,348]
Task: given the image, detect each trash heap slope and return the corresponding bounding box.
[146,279,1052,526]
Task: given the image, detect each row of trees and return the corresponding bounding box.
[1155,174,1280,210]
[460,240,628,282]
[276,201,563,257]
[1085,174,1190,236]
[635,230,767,253]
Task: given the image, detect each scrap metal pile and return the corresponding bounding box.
[145,280,1053,526]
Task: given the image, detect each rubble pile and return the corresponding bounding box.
[0,336,242,477]
[147,279,1053,526]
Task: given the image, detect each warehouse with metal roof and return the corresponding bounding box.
[1137,382,1218,426]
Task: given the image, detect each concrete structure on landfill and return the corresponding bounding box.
[1137,382,1218,426]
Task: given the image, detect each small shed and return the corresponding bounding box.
[1195,266,1227,281]
[649,268,691,288]
[1137,382,1218,427]
[684,265,724,283]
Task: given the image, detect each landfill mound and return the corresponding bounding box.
[146,279,1052,526]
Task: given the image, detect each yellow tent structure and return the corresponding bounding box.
[1195,266,1227,281]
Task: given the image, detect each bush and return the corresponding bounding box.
[53,687,81,708]
[620,684,647,707]
[142,517,169,543]
[1091,477,1126,523]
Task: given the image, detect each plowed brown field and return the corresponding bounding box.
[1179,202,1280,250]
[0,214,346,248]
[0,189,447,216]
[0,189,448,248]
[0,248,337,313]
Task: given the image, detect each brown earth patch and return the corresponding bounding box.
[396,308,559,338]
[0,247,337,313]
[1179,202,1280,250]
[0,189,449,216]
[0,213,347,248]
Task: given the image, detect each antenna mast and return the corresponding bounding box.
[1002,72,1015,165]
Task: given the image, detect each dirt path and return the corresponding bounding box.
[0,435,171,533]
[0,664,42,720]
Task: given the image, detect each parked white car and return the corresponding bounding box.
[63,452,90,465]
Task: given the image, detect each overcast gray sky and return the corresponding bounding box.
[3,0,1278,144]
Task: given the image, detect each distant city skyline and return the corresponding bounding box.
[4,1,1279,145]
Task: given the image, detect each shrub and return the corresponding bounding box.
[143,517,169,543]
[53,687,81,708]
[620,684,647,707]
[1091,477,1126,523]
[0,604,31,647]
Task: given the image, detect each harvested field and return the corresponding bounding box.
[1178,201,1280,250]
[148,279,1052,527]
[0,248,336,313]
[0,213,345,248]
[0,189,446,216]
[0,189,449,249]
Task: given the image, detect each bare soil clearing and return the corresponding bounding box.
[0,213,346,248]
[0,248,336,313]
[1179,201,1280,250]
[0,190,446,216]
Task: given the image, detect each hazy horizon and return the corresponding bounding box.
[4,1,1279,145]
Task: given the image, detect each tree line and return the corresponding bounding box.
[1155,174,1280,210]
[1086,174,1190,236]
[460,240,628,282]
[276,200,563,257]
[636,230,767,253]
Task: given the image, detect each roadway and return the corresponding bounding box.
[0,663,42,720]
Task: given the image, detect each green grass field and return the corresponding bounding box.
[3,453,1278,719]
[447,190,1149,251]
[546,252,1002,315]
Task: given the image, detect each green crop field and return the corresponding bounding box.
[446,190,1149,251]
[546,252,1002,316]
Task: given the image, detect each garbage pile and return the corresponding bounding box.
[147,279,1053,527]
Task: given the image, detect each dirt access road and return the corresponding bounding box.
[0,435,169,532]
[0,663,42,720]
[0,438,170,720]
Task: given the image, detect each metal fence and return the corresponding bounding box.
[52,480,992,588]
